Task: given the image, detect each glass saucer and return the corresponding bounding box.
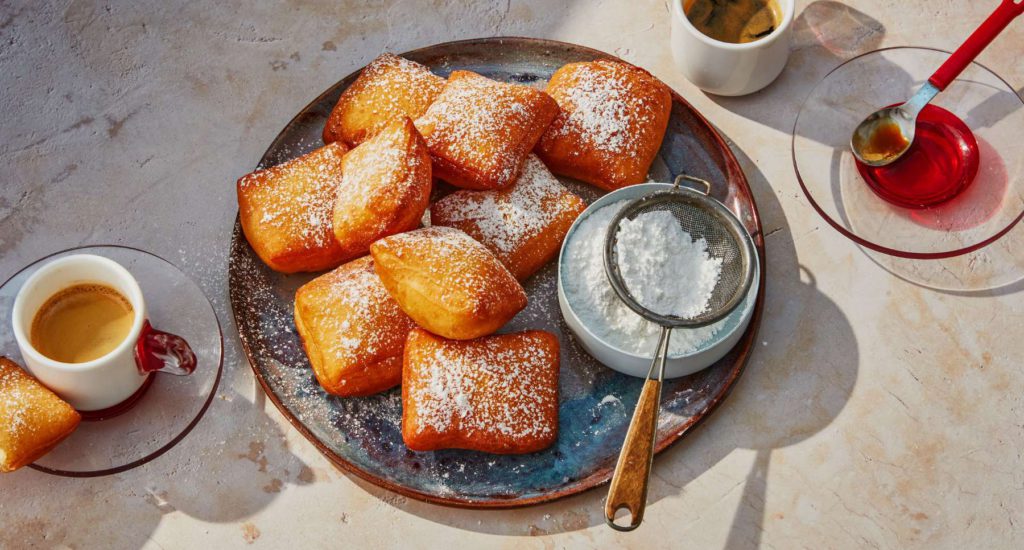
[792,47,1024,259]
[0,245,223,477]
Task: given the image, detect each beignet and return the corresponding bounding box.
[370,226,527,340]
[294,256,416,397]
[414,70,559,190]
[402,328,560,454]
[431,155,586,280]
[536,60,672,191]
[323,53,445,147]
[0,357,80,472]
[332,117,432,261]
[237,142,349,273]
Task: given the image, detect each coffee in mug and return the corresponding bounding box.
[684,0,782,44]
[30,283,135,364]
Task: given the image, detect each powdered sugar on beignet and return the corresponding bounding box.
[536,60,671,191]
[294,256,416,397]
[430,155,586,280]
[415,71,558,190]
[323,53,445,146]
[370,226,527,340]
[237,142,349,273]
[332,118,432,262]
[402,329,559,454]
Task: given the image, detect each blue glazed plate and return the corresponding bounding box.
[228,37,766,508]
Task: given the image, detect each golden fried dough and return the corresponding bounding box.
[0,357,81,472]
[536,60,671,191]
[332,117,432,262]
[415,70,559,190]
[402,328,560,454]
[237,142,349,273]
[370,227,527,340]
[294,256,416,397]
[431,155,586,280]
[323,53,445,147]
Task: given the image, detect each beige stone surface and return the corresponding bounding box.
[2,0,1023,548]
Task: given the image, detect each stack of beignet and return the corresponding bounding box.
[236,52,674,455]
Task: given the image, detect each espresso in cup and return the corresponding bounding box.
[30,283,135,364]
[12,254,197,412]
[684,0,781,44]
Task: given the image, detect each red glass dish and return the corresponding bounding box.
[793,47,1024,259]
[856,104,979,209]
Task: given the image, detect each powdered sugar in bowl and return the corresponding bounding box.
[558,182,760,379]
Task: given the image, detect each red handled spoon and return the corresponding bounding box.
[851,0,1024,167]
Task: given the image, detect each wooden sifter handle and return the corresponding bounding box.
[604,377,663,531]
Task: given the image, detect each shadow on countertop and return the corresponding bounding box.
[354,139,860,543]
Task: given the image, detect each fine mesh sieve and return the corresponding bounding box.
[602,174,756,532]
[603,174,756,328]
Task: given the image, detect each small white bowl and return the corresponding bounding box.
[670,0,795,96]
[557,183,760,379]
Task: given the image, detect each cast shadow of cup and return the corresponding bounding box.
[706,0,891,140]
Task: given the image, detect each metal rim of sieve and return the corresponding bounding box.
[603,176,756,329]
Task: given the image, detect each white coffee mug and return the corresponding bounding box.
[11,254,195,412]
[670,0,795,96]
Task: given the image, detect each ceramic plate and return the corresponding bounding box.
[228,37,766,508]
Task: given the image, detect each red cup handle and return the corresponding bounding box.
[134,320,197,376]
[929,0,1024,91]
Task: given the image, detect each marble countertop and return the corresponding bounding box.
[2,1,1023,548]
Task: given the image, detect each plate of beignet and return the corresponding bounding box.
[229,38,765,508]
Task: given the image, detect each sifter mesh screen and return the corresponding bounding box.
[604,189,754,328]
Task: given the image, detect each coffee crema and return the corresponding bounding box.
[30,283,135,364]
[684,0,781,44]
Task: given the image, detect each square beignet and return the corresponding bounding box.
[370,226,527,340]
[535,59,672,191]
[323,53,445,147]
[431,155,586,281]
[237,142,349,273]
[1,357,81,472]
[414,70,559,190]
[402,328,560,454]
[332,117,432,261]
[294,256,417,397]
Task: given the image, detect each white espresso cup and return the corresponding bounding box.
[11,254,195,412]
[670,0,795,96]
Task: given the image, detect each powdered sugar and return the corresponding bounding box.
[547,60,657,154]
[333,120,428,242]
[373,226,524,312]
[613,210,722,318]
[563,201,720,356]
[0,358,78,465]
[238,142,347,251]
[0,366,31,439]
[325,53,445,145]
[432,156,556,254]
[415,71,555,188]
[407,333,557,440]
[430,156,584,275]
[297,257,413,367]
